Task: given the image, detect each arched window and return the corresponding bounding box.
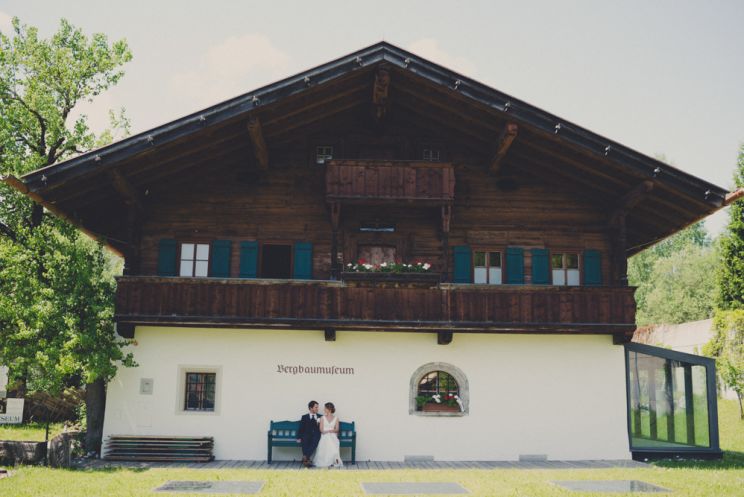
[409,362,469,416]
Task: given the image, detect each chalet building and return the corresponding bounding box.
[5,42,738,462]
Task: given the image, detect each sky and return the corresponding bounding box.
[1,0,742,234]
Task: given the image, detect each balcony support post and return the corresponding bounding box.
[609,180,654,285]
[441,204,452,281]
[330,202,341,279]
[123,207,142,275]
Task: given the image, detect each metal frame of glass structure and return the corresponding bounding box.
[624,342,722,460]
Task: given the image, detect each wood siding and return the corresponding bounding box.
[115,276,636,334]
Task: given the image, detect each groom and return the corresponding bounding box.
[297,400,321,467]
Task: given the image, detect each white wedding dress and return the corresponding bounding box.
[313,415,343,468]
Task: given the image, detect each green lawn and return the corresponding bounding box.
[0,422,65,442]
[0,400,741,497]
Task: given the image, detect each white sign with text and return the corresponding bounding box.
[0,398,24,424]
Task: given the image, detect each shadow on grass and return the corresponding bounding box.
[653,450,744,469]
[63,465,150,474]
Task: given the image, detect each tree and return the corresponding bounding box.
[0,17,134,453]
[628,221,715,325]
[704,310,744,419]
[717,143,744,310]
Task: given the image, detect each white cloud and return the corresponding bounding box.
[0,11,14,36]
[170,33,291,109]
[406,38,477,76]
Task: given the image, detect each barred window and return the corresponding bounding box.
[184,372,216,411]
[416,371,460,411]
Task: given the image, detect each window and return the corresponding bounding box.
[184,372,216,411]
[260,244,292,279]
[180,243,209,277]
[474,251,502,284]
[409,362,469,416]
[422,148,441,161]
[316,146,334,165]
[551,253,579,286]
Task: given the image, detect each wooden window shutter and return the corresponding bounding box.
[239,241,258,278]
[531,248,550,284]
[157,239,178,276]
[583,249,602,286]
[293,242,313,279]
[210,240,232,277]
[505,247,525,284]
[453,246,472,283]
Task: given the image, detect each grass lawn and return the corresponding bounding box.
[0,400,741,496]
[0,422,66,442]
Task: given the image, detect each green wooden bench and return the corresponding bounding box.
[267,419,356,464]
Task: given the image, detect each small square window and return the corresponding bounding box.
[552,253,580,286]
[474,250,502,285]
[316,146,334,165]
[184,372,216,411]
[180,243,210,277]
[423,148,441,161]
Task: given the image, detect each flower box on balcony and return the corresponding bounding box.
[341,271,442,287]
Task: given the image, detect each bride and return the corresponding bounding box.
[313,402,343,468]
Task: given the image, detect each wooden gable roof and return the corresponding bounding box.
[3,41,736,256]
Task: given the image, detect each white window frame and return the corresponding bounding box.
[315,145,334,165]
[179,243,210,277]
[473,250,502,285]
[551,252,580,286]
[422,148,441,161]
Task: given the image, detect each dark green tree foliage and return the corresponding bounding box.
[717,144,744,310]
[0,17,134,451]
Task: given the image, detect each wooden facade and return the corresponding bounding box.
[4,42,733,344]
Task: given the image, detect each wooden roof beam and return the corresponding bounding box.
[247,117,269,170]
[610,180,655,225]
[490,123,518,175]
[725,187,744,205]
[372,68,390,121]
[108,169,145,214]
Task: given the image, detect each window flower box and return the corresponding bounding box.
[421,403,461,413]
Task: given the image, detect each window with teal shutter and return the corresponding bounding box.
[239,241,258,278]
[157,239,178,276]
[293,242,313,279]
[453,246,472,283]
[583,250,602,286]
[531,248,550,284]
[210,240,232,278]
[505,247,525,284]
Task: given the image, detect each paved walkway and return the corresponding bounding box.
[81,459,649,471]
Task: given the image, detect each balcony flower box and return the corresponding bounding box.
[341,272,442,285]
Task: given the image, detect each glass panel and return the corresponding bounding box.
[180,260,194,277]
[473,252,486,267]
[552,269,565,286]
[196,244,210,260]
[628,350,712,449]
[489,252,501,267]
[474,267,487,284]
[194,261,209,277]
[566,269,580,286]
[551,254,564,269]
[181,243,194,260]
[566,254,579,269]
[488,268,502,285]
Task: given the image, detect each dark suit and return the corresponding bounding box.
[297,413,321,458]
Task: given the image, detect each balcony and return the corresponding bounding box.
[114,277,636,340]
[325,160,455,205]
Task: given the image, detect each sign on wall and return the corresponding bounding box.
[0,398,24,424]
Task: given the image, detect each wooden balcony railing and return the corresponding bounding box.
[325,160,455,204]
[114,277,636,339]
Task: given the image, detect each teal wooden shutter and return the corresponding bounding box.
[453,246,472,283]
[157,239,178,276]
[239,241,258,278]
[505,247,525,284]
[583,249,602,286]
[210,240,232,277]
[531,248,550,284]
[293,242,313,279]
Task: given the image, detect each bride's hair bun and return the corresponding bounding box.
[324,402,335,413]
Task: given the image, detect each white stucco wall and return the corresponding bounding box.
[102,328,631,461]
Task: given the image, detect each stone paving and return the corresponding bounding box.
[81,459,649,471]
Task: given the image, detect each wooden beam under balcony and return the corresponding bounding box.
[490,123,518,175]
[247,116,269,170]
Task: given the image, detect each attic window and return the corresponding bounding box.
[360,221,395,232]
[316,146,334,165]
[423,148,440,161]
